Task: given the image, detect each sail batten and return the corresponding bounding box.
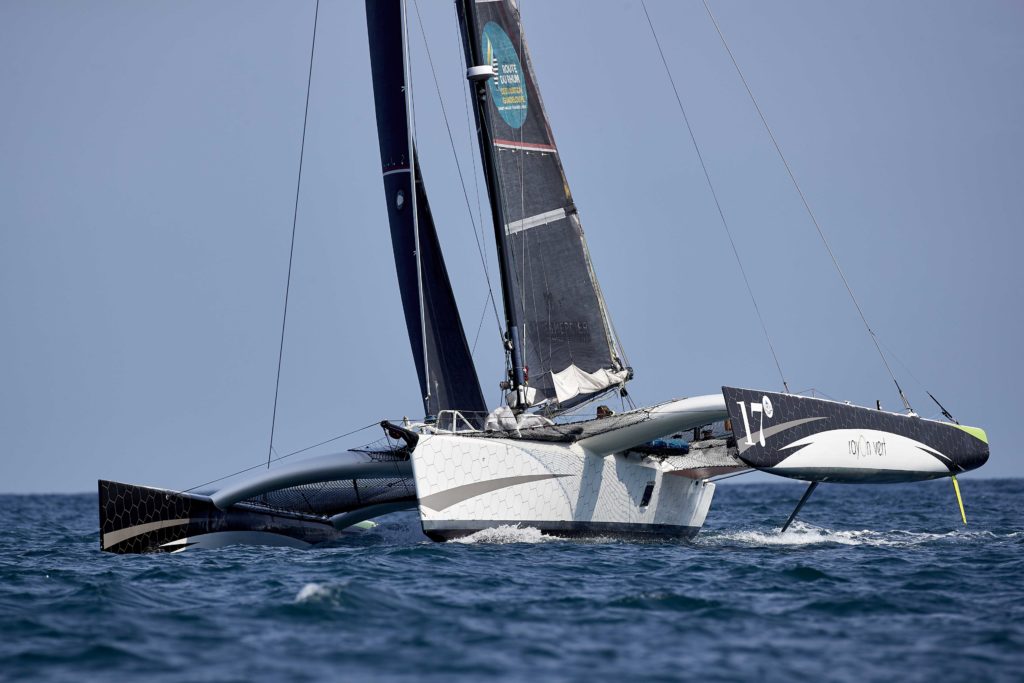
[458,0,628,409]
[366,0,487,419]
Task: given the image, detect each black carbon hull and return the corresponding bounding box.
[723,387,989,483]
[99,480,344,554]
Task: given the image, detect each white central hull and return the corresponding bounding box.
[410,433,717,540]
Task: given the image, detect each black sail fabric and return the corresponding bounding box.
[366,0,486,418]
[457,0,627,408]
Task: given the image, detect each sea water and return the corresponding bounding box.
[1,479,1021,682]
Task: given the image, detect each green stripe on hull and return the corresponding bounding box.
[954,424,988,444]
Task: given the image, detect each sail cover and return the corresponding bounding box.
[366,0,487,418]
[458,0,628,408]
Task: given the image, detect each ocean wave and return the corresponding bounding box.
[294,581,348,604]
[2,486,1022,682]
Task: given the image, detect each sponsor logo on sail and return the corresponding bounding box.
[482,22,528,129]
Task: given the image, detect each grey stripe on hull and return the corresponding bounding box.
[737,417,827,454]
[418,474,571,512]
[162,530,314,551]
[102,518,189,549]
[421,519,701,542]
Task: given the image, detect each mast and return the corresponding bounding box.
[457,0,529,409]
[400,0,431,412]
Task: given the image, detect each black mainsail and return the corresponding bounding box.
[366,0,486,418]
[457,0,629,410]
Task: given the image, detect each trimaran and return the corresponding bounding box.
[99,0,989,553]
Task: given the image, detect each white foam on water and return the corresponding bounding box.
[295,582,343,603]
[450,524,549,545]
[702,521,993,549]
[717,523,871,547]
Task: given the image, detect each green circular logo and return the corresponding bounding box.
[482,22,528,129]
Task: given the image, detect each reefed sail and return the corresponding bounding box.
[367,0,486,418]
[458,0,628,409]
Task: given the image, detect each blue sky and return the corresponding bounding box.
[1,0,1021,493]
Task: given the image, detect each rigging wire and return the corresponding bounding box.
[470,290,494,356]
[700,0,911,411]
[266,0,320,469]
[411,0,502,333]
[640,0,790,394]
[517,10,531,377]
[791,387,839,402]
[186,421,379,494]
[709,469,755,483]
[876,337,958,421]
[403,0,431,410]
